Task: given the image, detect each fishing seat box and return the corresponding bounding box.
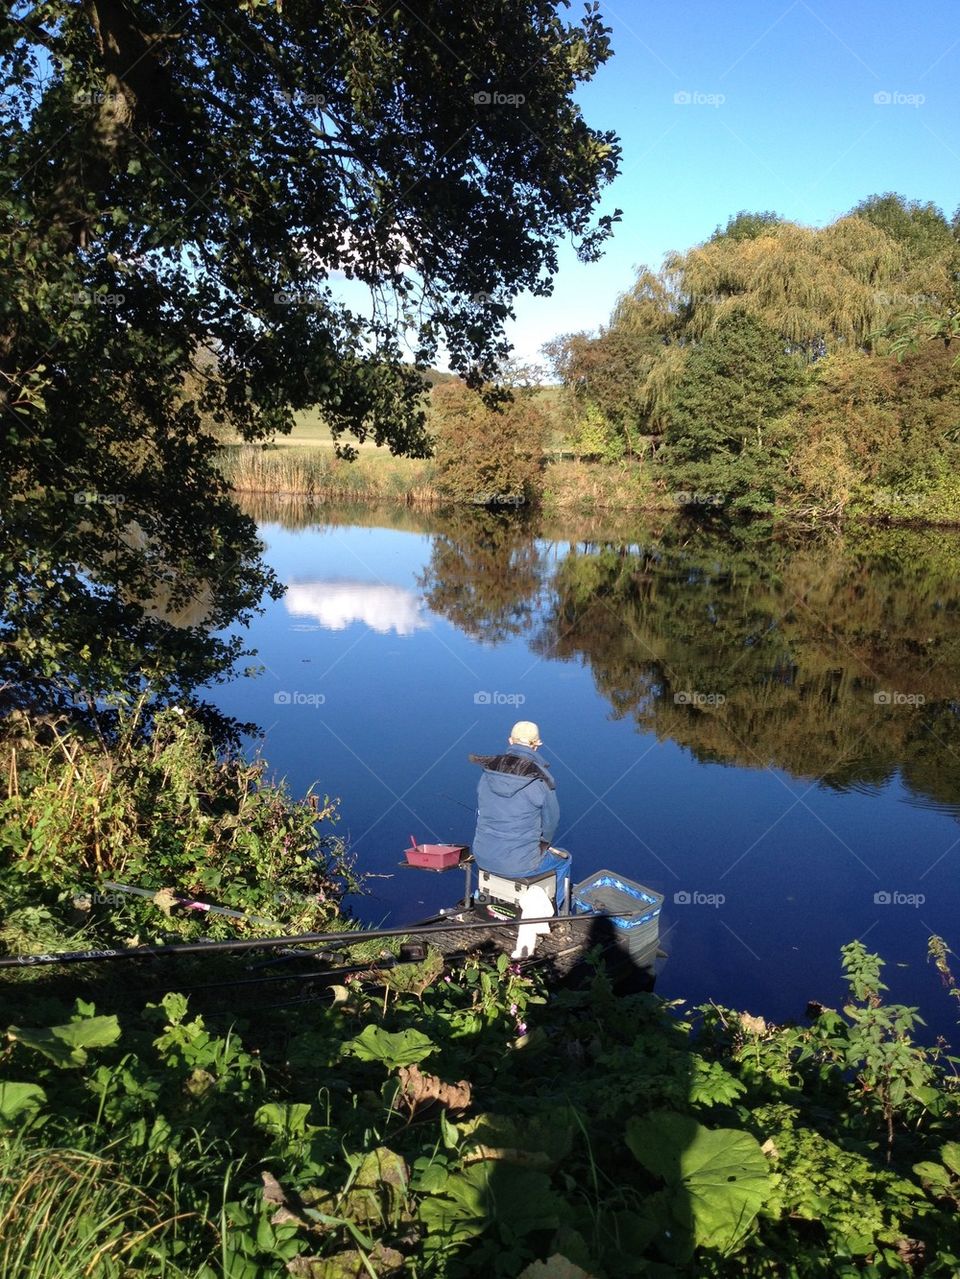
[572,870,663,962]
[475,867,557,910]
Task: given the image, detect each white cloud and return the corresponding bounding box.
[284,579,429,636]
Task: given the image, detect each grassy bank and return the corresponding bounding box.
[2,712,960,1275]
[219,440,960,526]
[218,444,669,514]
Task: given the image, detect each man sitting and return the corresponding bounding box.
[469,720,572,911]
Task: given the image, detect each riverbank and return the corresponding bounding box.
[218,442,960,526]
[2,709,959,1276]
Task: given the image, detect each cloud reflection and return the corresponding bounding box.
[284,579,428,636]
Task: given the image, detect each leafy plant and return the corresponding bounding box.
[625,1110,772,1260]
[342,1026,437,1071]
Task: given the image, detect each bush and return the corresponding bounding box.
[571,401,625,463]
[784,344,960,517]
[0,708,352,949]
[430,382,548,506]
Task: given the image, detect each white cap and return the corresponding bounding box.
[509,720,542,747]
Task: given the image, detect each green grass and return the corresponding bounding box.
[221,410,384,450]
[0,1140,180,1279]
[277,411,380,449]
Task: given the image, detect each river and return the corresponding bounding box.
[207,497,960,1039]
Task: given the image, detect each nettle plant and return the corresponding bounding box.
[805,941,943,1157]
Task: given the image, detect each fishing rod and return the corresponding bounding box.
[246,909,452,970]
[101,881,281,928]
[0,909,640,971]
[440,792,475,813]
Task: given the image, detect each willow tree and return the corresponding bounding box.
[846,194,960,370]
[0,0,620,724]
[670,217,903,356]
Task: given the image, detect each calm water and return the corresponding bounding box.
[208,500,960,1040]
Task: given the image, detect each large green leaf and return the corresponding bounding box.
[8,1014,121,1067]
[912,1161,955,1196]
[254,1102,315,1141]
[341,1025,435,1070]
[0,1081,47,1127]
[420,1163,563,1245]
[626,1110,771,1255]
[463,1109,575,1166]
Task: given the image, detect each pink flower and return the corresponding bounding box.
[516,1022,527,1036]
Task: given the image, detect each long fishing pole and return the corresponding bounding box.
[0,910,640,970]
[101,881,280,928]
[440,792,475,813]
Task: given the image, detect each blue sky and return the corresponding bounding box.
[506,0,960,367]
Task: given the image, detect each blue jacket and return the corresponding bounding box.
[470,744,560,877]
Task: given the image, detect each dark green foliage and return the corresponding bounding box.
[661,313,806,513]
[1,1,619,722]
[852,193,958,262]
[2,938,959,1277]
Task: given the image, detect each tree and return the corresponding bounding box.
[662,312,805,512]
[544,267,683,444]
[852,193,957,264]
[786,344,960,512]
[572,401,623,461]
[1,1,620,722]
[672,217,903,357]
[710,209,783,243]
[430,381,548,506]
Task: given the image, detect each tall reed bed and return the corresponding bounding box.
[219,445,673,514]
[217,445,439,505]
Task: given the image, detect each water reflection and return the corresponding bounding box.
[245,498,960,816]
[529,522,960,814]
[284,580,428,635]
[417,509,547,644]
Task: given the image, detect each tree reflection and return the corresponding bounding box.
[240,495,960,813]
[532,521,960,808]
[418,508,547,644]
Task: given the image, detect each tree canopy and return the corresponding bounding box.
[546,193,960,517]
[1,0,621,722]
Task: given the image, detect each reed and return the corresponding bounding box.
[219,446,674,514]
[217,445,440,506]
[0,1142,183,1279]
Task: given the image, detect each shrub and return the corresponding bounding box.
[430,382,548,506]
